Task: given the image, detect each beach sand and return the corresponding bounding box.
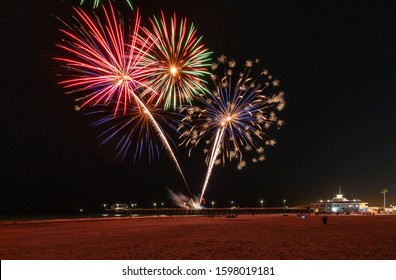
[0,214,395,260]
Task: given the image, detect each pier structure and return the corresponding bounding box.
[104,207,309,216]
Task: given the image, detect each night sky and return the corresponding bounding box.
[1,0,395,213]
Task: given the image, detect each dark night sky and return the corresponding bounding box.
[1,0,395,213]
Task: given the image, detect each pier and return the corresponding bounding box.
[105,207,309,216]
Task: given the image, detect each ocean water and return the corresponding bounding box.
[0,213,132,222]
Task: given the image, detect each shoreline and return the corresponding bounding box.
[0,212,391,225]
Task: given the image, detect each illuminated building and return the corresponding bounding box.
[311,187,369,214]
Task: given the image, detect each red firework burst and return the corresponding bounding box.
[54,3,156,115]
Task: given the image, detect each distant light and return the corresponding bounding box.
[80,209,83,212]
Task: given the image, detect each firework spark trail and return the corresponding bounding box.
[181,56,285,207]
[132,94,190,192]
[91,100,178,161]
[90,97,191,194]
[143,12,212,110]
[199,127,225,205]
[79,0,133,10]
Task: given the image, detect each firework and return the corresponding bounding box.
[180,57,286,205]
[142,12,212,110]
[54,4,155,115]
[79,0,133,10]
[90,99,190,189]
[55,3,190,190]
[90,101,179,161]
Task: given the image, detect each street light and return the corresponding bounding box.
[161,202,164,208]
[153,203,157,209]
[260,200,264,208]
[211,201,215,208]
[231,201,234,208]
[283,199,286,207]
[103,204,106,210]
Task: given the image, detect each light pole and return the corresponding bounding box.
[153,203,157,209]
[161,202,164,208]
[211,201,215,208]
[283,199,286,207]
[231,201,234,208]
[260,200,263,208]
[103,204,106,211]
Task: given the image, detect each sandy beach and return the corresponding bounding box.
[0,214,395,260]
